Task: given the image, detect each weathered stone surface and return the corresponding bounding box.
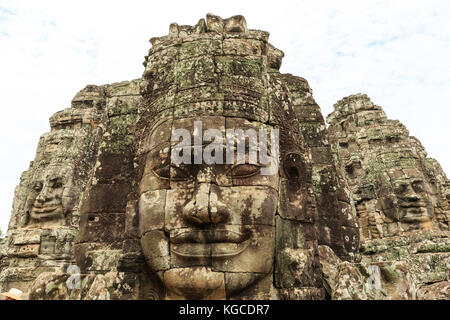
[417,281,450,300]
[319,245,416,300]
[133,13,325,300]
[29,271,137,300]
[0,86,104,293]
[327,94,448,238]
[0,79,142,295]
[0,14,447,300]
[327,94,450,299]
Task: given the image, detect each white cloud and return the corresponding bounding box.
[0,0,449,233]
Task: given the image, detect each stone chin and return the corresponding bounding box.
[141,227,274,299]
[163,267,226,300]
[162,267,269,300]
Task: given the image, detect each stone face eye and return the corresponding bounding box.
[33,182,43,192]
[153,165,193,181]
[230,164,261,178]
[152,165,171,180]
[50,178,63,189]
[412,181,424,193]
[170,165,192,181]
[394,183,407,194]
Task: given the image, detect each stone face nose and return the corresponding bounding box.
[403,185,420,202]
[208,185,229,224]
[183,183,211,225]
[36,187,51,203]
[182,183,229,226]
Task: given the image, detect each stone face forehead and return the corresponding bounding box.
[139,116,277,155]
[386,167,425,181]
[30,163,71,181]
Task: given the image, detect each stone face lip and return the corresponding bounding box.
[171,241,250,258]
[1,14,449,301]
[169,228,251,258]
[170,229,248,244]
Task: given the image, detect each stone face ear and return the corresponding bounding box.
[282,153,312,185]
[224,15,248,33]
[282,153,306,181]
[278,153,315,223]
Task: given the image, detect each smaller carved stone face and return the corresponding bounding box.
[378,168,433,225]
[25,167,67,223]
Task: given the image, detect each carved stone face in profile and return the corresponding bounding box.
[138,116,290,299]
[378,167,433,226]
[24,165,70,225]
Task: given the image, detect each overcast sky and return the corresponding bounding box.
[0,0,449,235]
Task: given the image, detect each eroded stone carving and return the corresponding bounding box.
[327,94,449,299]
[0,91,103,293]
[132,13,330,300]
[327,94,448,237]
[1,14,447,300]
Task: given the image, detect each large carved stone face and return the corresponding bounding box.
[378,167,433,225]
[139,116,281,299]
[25,165,69,225]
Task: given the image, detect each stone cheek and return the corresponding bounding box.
[140,231,170,272]
[139,190,166,235]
